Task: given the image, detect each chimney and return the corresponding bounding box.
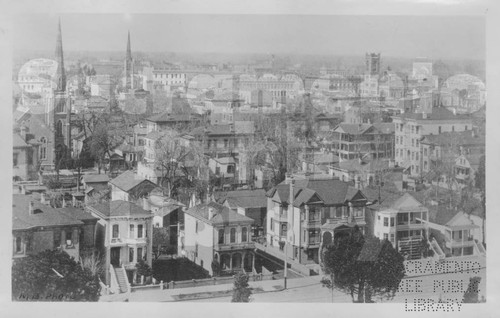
[20,126,27,141]
[208,206,216,220]
[29,201,35,214]
[355,176,361,189]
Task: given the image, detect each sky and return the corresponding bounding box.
[11,14,485,60]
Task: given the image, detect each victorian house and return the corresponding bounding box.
[180,202,255,275]
[266,176,371,265]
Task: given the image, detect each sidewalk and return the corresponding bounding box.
[100,275,324,302]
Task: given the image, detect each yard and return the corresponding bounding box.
[152,257,211,282]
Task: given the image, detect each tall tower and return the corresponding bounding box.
[365,53,381,76]
[53,18,71,169]
[124,31,133,90]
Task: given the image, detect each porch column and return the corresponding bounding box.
[229,253,233,270]
[252,252,255,272]
[305,205,309,223]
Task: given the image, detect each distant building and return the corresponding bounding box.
[365,53,381,76]
[13,129,40,181]
[393,106,473,177]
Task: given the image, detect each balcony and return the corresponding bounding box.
[445,237,475,249]
[305,236,321,247]
[302,218,322,229]
[214,242,255,252]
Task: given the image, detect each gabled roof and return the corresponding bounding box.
[334,123,372,135]
[146,112,193,123]
[221,189,267,208]
[391,193,426,210]
[109,170,156,192]
[13,134,30,148]
[13,194,84,231]
[89,200,152,218]
[268,178,367,207]
[185,201,254,226]
[83,174,109,183]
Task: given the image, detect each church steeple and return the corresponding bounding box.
[126,30,132,61]
[55,18,66,92]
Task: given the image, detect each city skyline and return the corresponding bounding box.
[12,14,485,60]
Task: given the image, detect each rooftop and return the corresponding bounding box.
[109,170,156,192]
[89,200,152,218]
[13,194,85,231]
[82,174,109,184]
[185,201,254,225]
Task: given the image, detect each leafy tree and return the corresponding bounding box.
[211,259,221,277]
[89,123,125,174]
[321,229,405,303]
[231,272,252,303]
[154,130,207,199]
[136,259,153,277]
[463,276,481,303]
[12,249,100,301]
[152,227,170,260]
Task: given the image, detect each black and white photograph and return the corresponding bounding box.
[2,0,498,316]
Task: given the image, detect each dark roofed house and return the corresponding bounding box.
[220,189,268,237]
[109,170,157,202]
[82,174,109,195]
[266,176,371,266]
[12,194,97,260]
[182,201,255,275]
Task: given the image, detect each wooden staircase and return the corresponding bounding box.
[114,266,129,294]
[398,236,422,260]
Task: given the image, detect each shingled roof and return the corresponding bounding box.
[185,201,254,225]
[267,178,367,207]
[13,194,84,231]
[88,200,152,218]
[109,170,156,192]
[222,189,267,209]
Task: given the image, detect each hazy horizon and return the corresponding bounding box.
[11,14,485,60]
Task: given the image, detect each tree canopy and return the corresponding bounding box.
[321,228,405,303]
[231,272,252,303]
[12,249,100,302]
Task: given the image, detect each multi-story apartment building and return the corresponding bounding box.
[180,202,255,275]
[142,66,187,91]
[393,106,472,177]
[266,177,370,265]
[371,193,429,260]
[331,123,395,160]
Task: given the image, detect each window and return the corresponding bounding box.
[218,229,224,244]
[129,247,134,262]
[270,218,274,231]
[40,137,47,160]
[390,218,395,227]
[424,148,428,156]
[138,224,143,238]
[224,139,229,147]
[383,217,389,227]
[227,165,235,174]
[465,125,468,131]
[230,228,236,243]
[66,230,73,246]
[195,221,198,233]
[390,233,395,242]
[194,243,198,257]
[15,236,22,253]
[416,153,419,160]
[242,227,248,242]
[452,126,455,132]
[280,223,287,236]
[438,126,442,134]
[383,233,389,240]
[13,153,18,167]
[336,207,343,218]
[112,224,119,238]
[137,247,143,261]
[378,215,380,221]
[130,224,135,238]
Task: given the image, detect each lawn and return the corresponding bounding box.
[152,257,211,282]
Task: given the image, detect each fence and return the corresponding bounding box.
[130,272,275,292]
